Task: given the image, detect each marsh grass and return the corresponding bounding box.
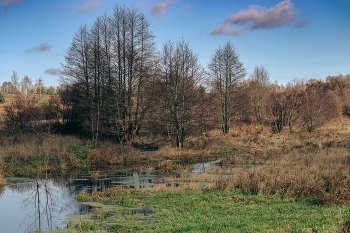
[213,148,350,205]
[0,134,83,176]
[62,187,350,232]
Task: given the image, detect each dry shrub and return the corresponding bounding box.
[2,134,83,173]
[88,148,115,165]
[214,148,350,204]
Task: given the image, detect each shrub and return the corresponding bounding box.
[0,91,5,103]
[38,98,49,106]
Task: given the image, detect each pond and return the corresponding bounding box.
[0,169,163,233]
[0,158,262,232]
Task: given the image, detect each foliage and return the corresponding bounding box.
[38,98,49,106]
[69,141,94,166]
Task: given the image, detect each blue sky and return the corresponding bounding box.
[0,0,349,87]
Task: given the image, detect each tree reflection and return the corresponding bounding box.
[0,185,4,198]
[19,179,67,232]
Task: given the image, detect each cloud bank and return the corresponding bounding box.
[151,0,175,18]
[77,0,102,14]
[44,68,62,76]
[0,0,22,9]
[211,0,305,36]
[26,43,52,52]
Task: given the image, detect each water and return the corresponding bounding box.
[0,158,258,232]
[0,170,161,233]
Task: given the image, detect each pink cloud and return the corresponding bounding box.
[151,0,176,18]
[211,0,305,36]
[76,0,102,14]
[0,0,22,9]
[26,43,52,52]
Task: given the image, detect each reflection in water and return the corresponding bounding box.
[192,159,222,173]
[19,180,66,232]
[0,185,4,198]
[1,178,82,233]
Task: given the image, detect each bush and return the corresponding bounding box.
[0,91,5,103]
[38,98,49,106]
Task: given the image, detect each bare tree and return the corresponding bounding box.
[266,86,286,133]
[158,40,202,148]
[11,70,19,93]
[1,81,14,93]
[208,41,246,134]
[21,75,32,95]
[60,4,156,143]
[248,65,271,123]
[284,82,304,132]
[299,88,340,132]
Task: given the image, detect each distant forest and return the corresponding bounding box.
[1,5,349,148]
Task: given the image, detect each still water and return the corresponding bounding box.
[0,170,161,233]
[0,159,253,232]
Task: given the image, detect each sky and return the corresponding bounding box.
[0,0,349,87]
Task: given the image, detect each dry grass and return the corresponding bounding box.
[213,148,350,205]
[0,93,17,114]
[0,172,5,186]
[153,160,192,172]
[0,134,82,175]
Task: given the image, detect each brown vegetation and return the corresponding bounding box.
[214,148,350,205]
[0,172,5,186]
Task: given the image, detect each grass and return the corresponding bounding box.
[54,187,350,232]
[0,172,5,186]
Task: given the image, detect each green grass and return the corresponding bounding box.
[57,188,350,232]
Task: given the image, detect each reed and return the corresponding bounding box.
[213,148,350,204]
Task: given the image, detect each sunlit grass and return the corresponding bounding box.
[58,188,350,232]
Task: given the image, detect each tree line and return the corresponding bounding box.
[1,4,349,147]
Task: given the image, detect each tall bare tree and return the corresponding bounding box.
[158,40,202,148]
[208,41,246,134]
[11,70,19,93]
[248,65,271,123]
[61,4,155,143]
